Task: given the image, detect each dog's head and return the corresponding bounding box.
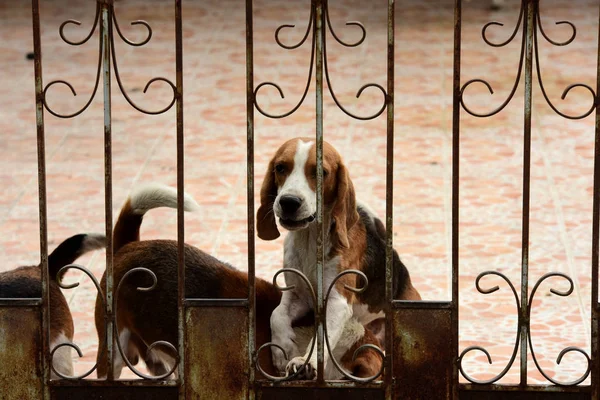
[257,137,359,249]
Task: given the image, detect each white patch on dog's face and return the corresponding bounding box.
[274,140,316,231]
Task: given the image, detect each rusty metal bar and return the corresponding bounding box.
[100,2,115,381]
[0,299,43,306]
[256,380,383,389]
[314,0,325,383]
[384,0,394,398]
[49,379,179,387]
[451,0,461,397]
[520,0,534,385]
[175,0,185,394]
[591,0,600,396]
[392,300,452,309]
[185,299,249,307]
[460,384,592,393]
[32,0,50,395]
[245,0,257,397]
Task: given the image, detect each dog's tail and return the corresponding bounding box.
[113,183,200,254]
[48,233,106,282]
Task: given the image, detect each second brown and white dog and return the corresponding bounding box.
[257,137,421,378]
[94,184,383,379]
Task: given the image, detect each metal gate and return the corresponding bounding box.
[0,0,598,398]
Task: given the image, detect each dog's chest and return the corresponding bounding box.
[283,229,339,300]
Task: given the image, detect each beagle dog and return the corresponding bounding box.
[257,137,421,378]
[0,233,106,378]
[95,184,383,380]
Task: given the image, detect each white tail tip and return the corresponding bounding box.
[129,183,200,215]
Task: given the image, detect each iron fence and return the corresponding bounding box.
[0,0,598,399]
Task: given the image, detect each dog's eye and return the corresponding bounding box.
[311,168,329,178]
[275,164,285,174]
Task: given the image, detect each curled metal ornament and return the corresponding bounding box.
[460,0,526,118]
[461,0,596,120]
[254,0,386,120]
[255,268,318,381]
[324,0,365,48]
[481,1,524,48]
[274,2,314,50]
[43,22,103,119]
[527,273,591,386]
[112,11,152,47]
[109,14,177,115]
[59,3,100,46]
[43,4,175,118]
[532,3,595,120]
[458,271,521,385]
[536,3,575,47]
[323,270,384,382]
[50,264,106,380]
[114,267,179,379]
[254,2,316,119]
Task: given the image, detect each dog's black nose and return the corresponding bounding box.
[279,195,302,214]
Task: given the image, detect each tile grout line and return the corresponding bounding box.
[210,142,247,261]
[0,129,71,231]
[537,118,591,347]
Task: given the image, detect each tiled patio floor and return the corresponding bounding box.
[1,0,598,385]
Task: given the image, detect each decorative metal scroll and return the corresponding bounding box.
[43,2,176,118]
[113,268,179,379]
[458,271,590,386]
[254,0,387,120]
[460,0,596,119]
[49,264,179,380]
[44,3,179,379]
[50,264,104,380]
[255,269,384,382]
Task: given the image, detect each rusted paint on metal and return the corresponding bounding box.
[257,387,384,400]
[591,0,600,396]
[451,0,461,398]
[245,0,256,398]
[185,307,248,399]
[460,390,589,400]
[175,0,185,397]
[50,387,178,399]
[99,1,115,382]
[393,308,452,400]
[520,0,534,385]
[0,307,43,400]
[385,0,394,399]
[31,0,50,396]
[460,384,591,394]
[315,0,325,384]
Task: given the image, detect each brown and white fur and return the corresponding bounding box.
[0,233,106,378]
[95,183,383,380]
[257,138,421,379]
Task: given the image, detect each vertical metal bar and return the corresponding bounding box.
[32,0,50,395]
[384,0,394,398]
[451,0,461,398]
[245,0,256,398]
[101,0,115,381]
[175,0,185,395]
[591,0,600,396]
[520,0,534,386]
[315,0,325,383]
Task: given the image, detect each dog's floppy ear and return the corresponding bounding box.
[331,162,359,249]
[257,160,280,240]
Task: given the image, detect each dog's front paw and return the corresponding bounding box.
[271,337,298,374]
[285,357,316,380]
